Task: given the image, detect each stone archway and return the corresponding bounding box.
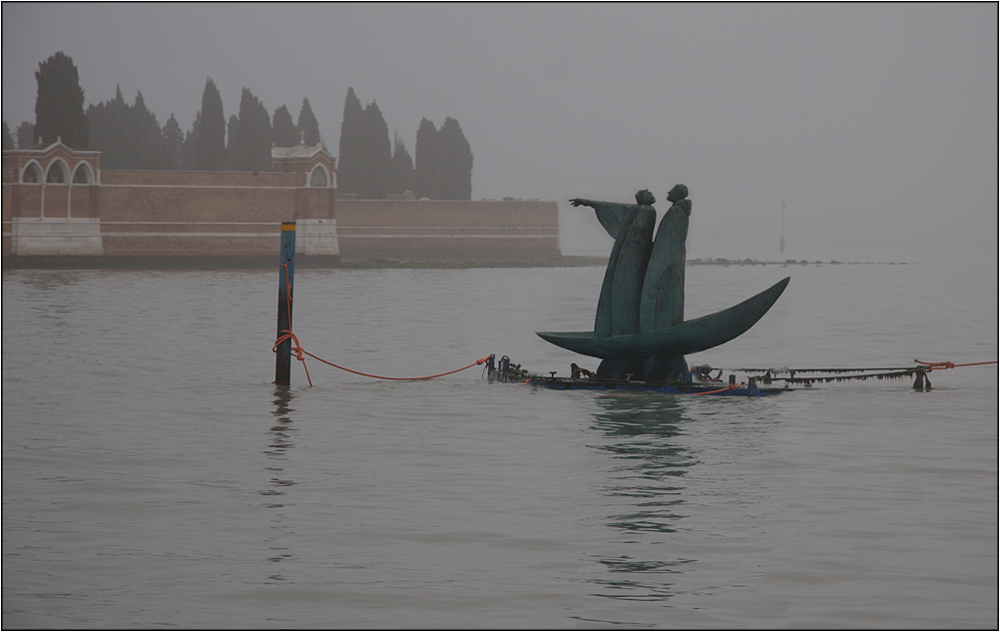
[46,159,69,183]
[21,161,43,183]
[73,162,94,184]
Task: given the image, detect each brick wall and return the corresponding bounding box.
[4,144,560,264]
[97,170,320,256]
[336,199,559,260]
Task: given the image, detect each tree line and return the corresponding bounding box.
[3,52,473,200]
[337,87,473,200]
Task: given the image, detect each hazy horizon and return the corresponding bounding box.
[3,3,997,256]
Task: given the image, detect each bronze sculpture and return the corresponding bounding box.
[537,185,789,381]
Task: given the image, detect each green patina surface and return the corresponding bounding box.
[544,186,788,381]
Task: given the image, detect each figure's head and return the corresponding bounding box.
[635,189,656,206]
[667,184,689,203]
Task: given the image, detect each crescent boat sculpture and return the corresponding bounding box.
[536,185,790,381]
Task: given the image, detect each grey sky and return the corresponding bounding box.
[3,3,996,255]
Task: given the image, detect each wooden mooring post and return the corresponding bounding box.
[275,221,296,386]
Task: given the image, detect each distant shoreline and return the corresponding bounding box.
[1,254,909,271]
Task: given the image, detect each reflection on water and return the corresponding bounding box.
[591,395,696,533]
[588,395,698,603]
[266,386,298,465]
[9,269,88,291]
[263,387,299,578]
[2,261,993,628]
[10,271,89,330]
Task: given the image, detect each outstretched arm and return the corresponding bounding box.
[570,198,634,238]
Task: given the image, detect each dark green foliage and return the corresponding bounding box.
[195,77,226,171]
[16,121,35,149]
[162,114,184,169]
[86,86,128,167]
[247,93,274,171]
[34,52,88,148]
[297,98,320,146]
[272,105,297,147]
[2,121,13,150]
[337,87,365,196]
[227,88,272,172]
[178,112,200,171]
[414,117,473,200]
[18,56,474,190]
[87,87,172,169]
[388,132,415,196]
[131,91,173,170]
[225,115,239,170]
[359,100,391,199]
[414,118,439,199]
[438,117,473,200]
[337,89,393,199]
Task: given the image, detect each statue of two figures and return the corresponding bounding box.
[537,185,790,382]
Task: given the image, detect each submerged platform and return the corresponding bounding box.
[525,375,783,396]
[485,356,786,397]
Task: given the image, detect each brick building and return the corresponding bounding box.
[2,141,559,267]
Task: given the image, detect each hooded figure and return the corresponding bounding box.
[568,187,690,379]
[548,185,787,382]
[570,190,657,377]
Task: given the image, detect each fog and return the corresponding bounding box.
[3,3,996,257]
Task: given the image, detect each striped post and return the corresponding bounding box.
[275,221,296,386]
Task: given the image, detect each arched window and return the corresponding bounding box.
[22,163,42,183]
[309,165,328,187]
[46,160,68,184]
[73,163,93,184]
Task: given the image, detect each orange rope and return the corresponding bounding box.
[272,330,312,386]
[915,359,999,371]
[272,328,492,385]
[682,383,740,396]
[273,261,308,384]
[272,263,491,385]
[302,349,493,382]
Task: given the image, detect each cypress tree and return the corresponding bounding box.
[250,93,273,171]
[88,87,171,169]
[228,88,272,171]
[414,118,439,199]
[85,86,128,168]
[195,77,226,171]
[359,100,391,199]
[337,87,365,196]
[272,104,297,147]
[297,98,320,146]
[162,114,184,169]
[2,121,13,151]
[388,132,415,196]
[132,91,172,170]
[437,117,473,200]
[16,121,35,149]
[33,52,88,148]
[225,115,239,170]
[178,112,200,171]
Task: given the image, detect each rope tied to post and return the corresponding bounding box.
[271,326,494,386]
[301,350,494,382]
[274,255,492,385]
[272,329,311,386]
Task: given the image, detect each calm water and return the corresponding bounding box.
[3,249,997,629]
